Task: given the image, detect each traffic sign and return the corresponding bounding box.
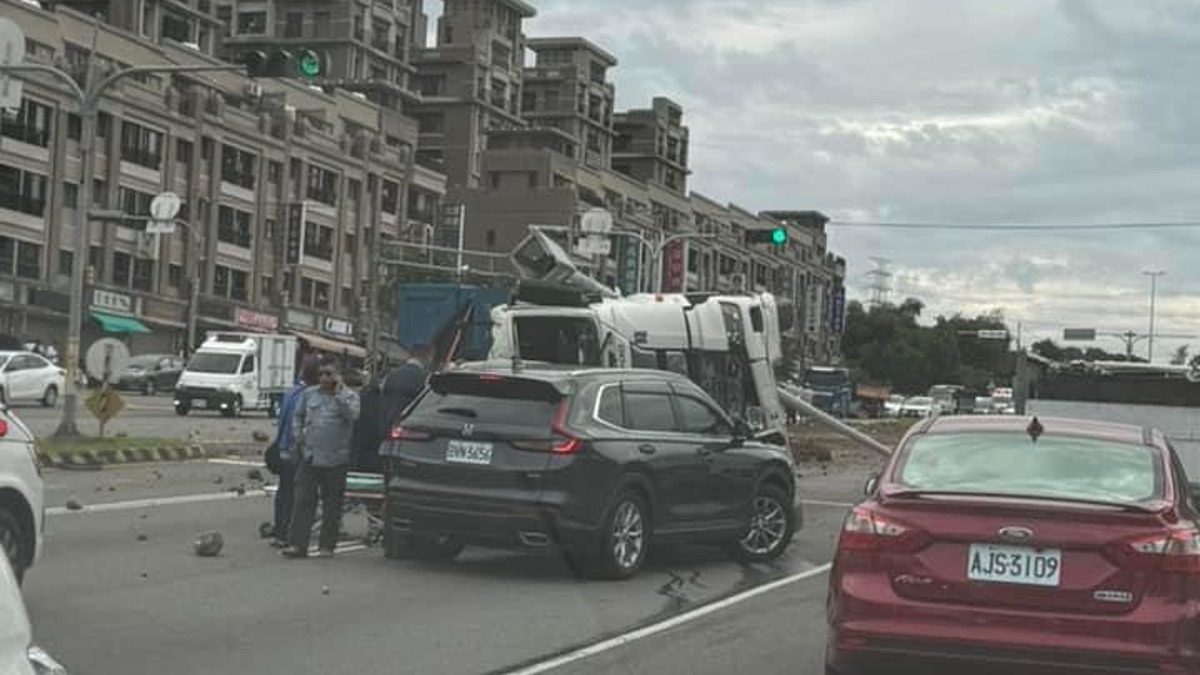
[85,338,130,384]
[976,330,1010,340]
[85,387,125,425]
[0,18,27,111]
[579,208,613,235]
[574,236,611,257]
[150,192,182,221]
[146,219,176,235]
[1063,328,1096,341]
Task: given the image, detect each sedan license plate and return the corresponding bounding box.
[967,544,1061,587]
[445,440,493,465]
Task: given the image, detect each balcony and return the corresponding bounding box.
[1,122,50,148]
[0,194,45,217]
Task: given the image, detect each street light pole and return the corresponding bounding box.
[1143,270,1165,362]
[0,61,243,437]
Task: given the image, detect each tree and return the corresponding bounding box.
[1171,345,1190,366]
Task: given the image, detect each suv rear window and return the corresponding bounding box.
[897,432,1164,505]
[405,374,564,431]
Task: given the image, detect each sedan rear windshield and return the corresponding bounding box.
[896,432,1164,505]
[405,374,564,431]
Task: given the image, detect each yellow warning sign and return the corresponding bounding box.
[85,387,124,424]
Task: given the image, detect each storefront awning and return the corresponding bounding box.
[292,331,367,359]
[90,311,150,334]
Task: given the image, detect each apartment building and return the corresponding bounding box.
[1,0,444,356]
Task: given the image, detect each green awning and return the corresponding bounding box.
[90,311,150,334]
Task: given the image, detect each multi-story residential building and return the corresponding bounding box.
[2,0,443,357]
[409,0,535,196]
[521,37,616,171]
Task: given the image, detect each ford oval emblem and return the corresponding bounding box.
[998,526,1034,542]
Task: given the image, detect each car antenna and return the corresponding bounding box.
[1027,416,1044,443]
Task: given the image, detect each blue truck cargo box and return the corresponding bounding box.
[395,284,509,360]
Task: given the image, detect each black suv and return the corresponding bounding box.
[379,362,800,579]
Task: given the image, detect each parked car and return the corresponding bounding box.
[899,396,933,418]
[380,362,800,579]
[0,551,66,674]
[0,405,43,582]
[826,415,1200,675]
[116,354,185,395]
[882,395,905,418]
[0,352,64,407]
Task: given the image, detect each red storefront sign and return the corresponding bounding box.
[236,308,279,332]
[662,240,686,292]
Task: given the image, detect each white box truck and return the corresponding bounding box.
[173,332,297,417]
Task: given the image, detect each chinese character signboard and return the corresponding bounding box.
[662,240,686,293]
[615,237,641,295]
[236,308,279,332]
[92,289,133,314]
[285,203,306,265]
[829,286,846,334]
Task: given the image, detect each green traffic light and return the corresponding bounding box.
[771,228,787,245]
[297,50,321,79]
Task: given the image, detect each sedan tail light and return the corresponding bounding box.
[838,506,927,553]
[1124,529,1200,574]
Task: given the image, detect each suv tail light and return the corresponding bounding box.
[389,425,431,441]
[1124,529,1200,574]
[838,506,927,553]
[512,401,583,455]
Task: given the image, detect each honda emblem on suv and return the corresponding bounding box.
[460,422,475,438]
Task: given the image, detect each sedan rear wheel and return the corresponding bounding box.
[732,484,794,562]
[41,385,57,408]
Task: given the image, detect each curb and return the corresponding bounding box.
[38,444,240,470]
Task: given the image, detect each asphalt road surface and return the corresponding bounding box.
[13,393,276,442]
[24,457,874,675]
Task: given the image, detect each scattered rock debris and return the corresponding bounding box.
[246,468,263,482]
[65,499,83,511]
[252,430,270,442]
[193,531,224,557]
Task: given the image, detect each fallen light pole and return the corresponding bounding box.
[777,386,893,458]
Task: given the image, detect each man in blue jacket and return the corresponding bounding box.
[268,356,320,547]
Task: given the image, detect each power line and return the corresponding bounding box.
[828,220,1200,231]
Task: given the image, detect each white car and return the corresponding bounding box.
[900,396,934,418]
[0,352,64,408]
[0,552,65,674]
[883,395,905,417]
[0,407,43,582]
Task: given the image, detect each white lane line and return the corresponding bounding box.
[801,499,855,508]
[207,458,265,467]
[47,489,268,515]
[503,562,833,675]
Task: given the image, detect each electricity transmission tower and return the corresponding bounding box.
[866,257,893,308]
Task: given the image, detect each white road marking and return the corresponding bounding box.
[47,489,268,515]
[206,458,265,467]
[503,562,833,675]
[801,499,855,508]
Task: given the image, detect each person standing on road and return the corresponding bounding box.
[282,360,361,559]
[378,344,430,439]
[267,356,320,547]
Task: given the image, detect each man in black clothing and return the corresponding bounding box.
[350,357,388,474]
[378,344,430,439]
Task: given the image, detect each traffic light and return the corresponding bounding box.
[745,227,788,247]
[242,50,324,80]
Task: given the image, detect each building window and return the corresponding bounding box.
[230,269,248,301]
[314,12,330,37]
[306,165,338,205]
[112,251,132,286]
[66,114,81,141]
[217,206,253,247]
[1,98,53,147]
[314,280,330,309]
[120,187,154,216]
[341,286,354,309]
[0,165,47,216]
[176,138,193,166]
[161,13,192,43]
[120,121,164,170]
[15,241,40,280]
[58,249,73,277]
[89,246,103,275]
[303,222,334,260]
[216,5,232,36]
[132,259,154,291]
[261,275,273,298]
[380,180,399,214]
[92,179,107,208]
[236,11,267,34]
[299,276,313,306]
[268,161,282,184]
[415,113,444,133]
[62,182,78,210]
[416,75,445,96]
[220,144,256,189]
[283,12,303,38]
[265,218,278,241]
[442,24,452,44]
[344,233,356,256]
[168,263,183,288]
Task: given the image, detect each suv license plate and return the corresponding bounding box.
[967,543,1061,587]
[446,440,493,465]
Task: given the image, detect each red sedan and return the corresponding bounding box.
[826,415,1200,675]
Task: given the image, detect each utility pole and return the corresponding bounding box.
[866,257,893,308]
[1143,270,1165,362]
[0,55,244,437]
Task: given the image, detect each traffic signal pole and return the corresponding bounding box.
[0,60,242,437]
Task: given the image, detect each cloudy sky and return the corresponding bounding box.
[434,0,1200,361]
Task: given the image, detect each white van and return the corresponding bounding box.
[173,333,297,417]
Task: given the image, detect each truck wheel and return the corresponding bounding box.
[221,397,242,418]
[175,402,191,416]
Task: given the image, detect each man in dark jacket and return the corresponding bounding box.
[377,344,430,439]
[350,357,388,474]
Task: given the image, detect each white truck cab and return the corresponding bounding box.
[174,333,297,417]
